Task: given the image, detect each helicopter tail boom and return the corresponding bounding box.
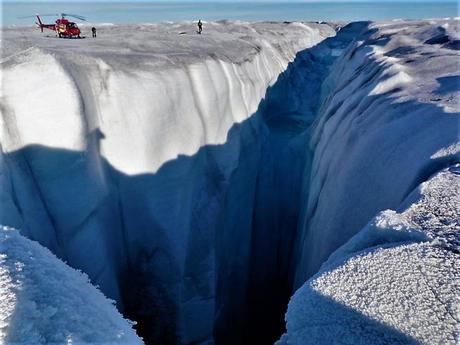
[35,15,56,33]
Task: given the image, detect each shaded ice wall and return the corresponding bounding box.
[0,22,334,344]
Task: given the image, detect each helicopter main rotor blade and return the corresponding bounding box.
[18,13,87,21]
[61,13,86,21]
[17,13,59,19]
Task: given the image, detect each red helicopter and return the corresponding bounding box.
[26,13,86,38]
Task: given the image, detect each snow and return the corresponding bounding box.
[0,226,143,345]
[279,167,460,345]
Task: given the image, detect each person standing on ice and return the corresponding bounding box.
[197,20,203,34]
[92,27,97,38]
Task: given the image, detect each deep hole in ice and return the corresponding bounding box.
[113,22,370,345]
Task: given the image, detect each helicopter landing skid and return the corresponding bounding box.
[45,35,86,39]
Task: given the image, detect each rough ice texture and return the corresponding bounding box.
[280,19,460,345]
[280,168,460,345]
[0,226,143,345]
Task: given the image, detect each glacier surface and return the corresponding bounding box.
[1,19,459,345]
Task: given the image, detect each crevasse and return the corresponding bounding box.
[1,19,459,345]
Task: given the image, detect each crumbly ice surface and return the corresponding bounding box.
[0,226,143,345]
[279,168,460,345]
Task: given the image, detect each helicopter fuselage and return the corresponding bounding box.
[36,15,82,38]
[55,18,81,38]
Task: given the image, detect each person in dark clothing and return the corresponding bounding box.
[197,20,202,34]
[92,27,97,38]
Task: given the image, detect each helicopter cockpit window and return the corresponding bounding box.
[68,23,76,28]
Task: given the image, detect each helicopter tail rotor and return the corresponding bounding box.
[35,15,44,32]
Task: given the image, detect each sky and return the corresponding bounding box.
[3,0,458,2]
[3,0,457,26]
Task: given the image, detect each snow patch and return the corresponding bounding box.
[0,226,143,345]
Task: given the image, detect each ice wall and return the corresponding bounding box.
[0,22,335,344]
[279,19,459,345]
[293,19,460,285]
